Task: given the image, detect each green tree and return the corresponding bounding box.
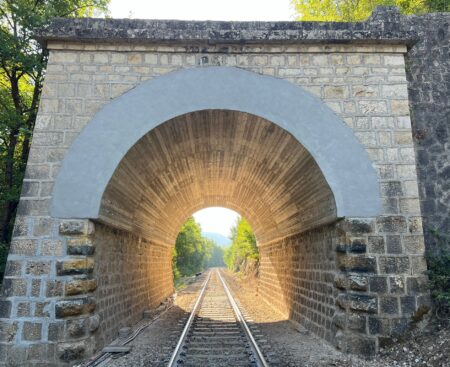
[291,0,447,22]
[0,0,109,278]
[224,217,259,272]
[206,243,225,268]
[173,217,212,278]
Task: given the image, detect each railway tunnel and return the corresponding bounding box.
[1,13,433,364]
[49,67,388,355]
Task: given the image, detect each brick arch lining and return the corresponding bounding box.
[99,109,337,245]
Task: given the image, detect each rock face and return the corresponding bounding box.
[0,6,448,366]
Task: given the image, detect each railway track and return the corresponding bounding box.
[168,269,269,367]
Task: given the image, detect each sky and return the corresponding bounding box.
[109,1,292,236]
[109,0,294,21]
[193,207,240,237]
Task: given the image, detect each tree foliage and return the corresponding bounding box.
[426,229,450,310]
[172,217,213,279]
[292,0,449,22]
[205,244,225,268]
[0,0,109,278]
[224,217,259,272]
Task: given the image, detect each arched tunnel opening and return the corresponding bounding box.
[90,109,341,348]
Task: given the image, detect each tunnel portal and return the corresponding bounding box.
[0,10,432,365]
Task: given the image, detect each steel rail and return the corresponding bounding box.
[217,269,270,367]
[167,271,212,367]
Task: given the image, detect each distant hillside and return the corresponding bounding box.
[202,232,231,247]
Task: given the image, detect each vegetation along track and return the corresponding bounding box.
[168,268,269,367]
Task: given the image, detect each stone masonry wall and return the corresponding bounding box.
[403,14,450,247]
[93,223,173,349]
[258,217,428,355]
[259,223,339,343]
[0,18,430,364]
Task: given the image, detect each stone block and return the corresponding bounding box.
[401,296,416,314]
[376,216,407,233]
[67,318,88,338]
[55,297,96,318]
[57,341,86,362]
[48,321,65,342]
[336,294,377,313]
[59,220,94,235]
[379,256,410,274]
[46,280,64,297]
[348,275,368,291]
[369,276,388,293]
[338,254,376,273]
[34,302,50,317]
[406,277,428,294]
[22,322,42,341]
[403,235,425,254]
[324,85,348,98]
[407,217,423,233]
[368,316,390,335]
[26,261,51,276]
[65,279,97,296]
[9,239,37,256]
[4,261,22,277]
[89,314,100,332]
[17,302,31,317]
[67,238,95,255]
[386,235,402,254]
[56,258,94,275]
[32,217,54,236]
[380,181,402,197]
[41,239,64,256]
[368,236,385,254]
[0,320,17,342]
[389,276,405,294]
[1,278,27,297]
[380,296,399,314]
[347,314,366,332]
[338,218,374,234]
[332,313,346,329]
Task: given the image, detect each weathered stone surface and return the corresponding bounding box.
[376,216,408,233]
[57,341,86,362]
[55,297,96,318]
[379,256,410,274]
[334,275,368,291]
[380,296,399,314]
[338,218,374,234]
[35,7,416,46]
[0,300,12,318]
[338,255,376,273]
[0,321,17,342]
[65,279,97,296]
[56,257,94,275]
[337,294,378,313]
[59,220,94,235]
[89,314,100,332]
[22,322,42,341]
[1,279,27,297]
[67,318,88,338]
[67,237,95,255]
[403,13,450,246]
[26,261,51,275]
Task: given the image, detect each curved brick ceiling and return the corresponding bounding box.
[99,110,336,245]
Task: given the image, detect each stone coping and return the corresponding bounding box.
[35,6,417,47]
